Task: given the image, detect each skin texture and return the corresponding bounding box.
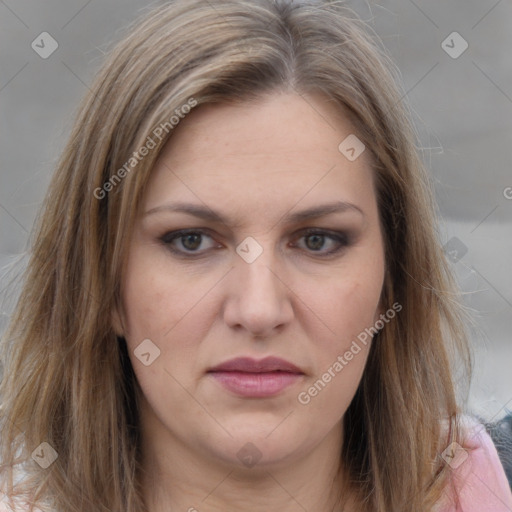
[114,92,386,512]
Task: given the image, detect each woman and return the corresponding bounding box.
[0,1,510,511]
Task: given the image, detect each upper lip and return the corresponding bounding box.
[208,357,303,374]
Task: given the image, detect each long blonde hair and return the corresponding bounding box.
[0,1,472,510]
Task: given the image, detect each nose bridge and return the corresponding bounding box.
[238,254,280,302]
[223,236,293,336]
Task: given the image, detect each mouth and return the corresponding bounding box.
[207,356,305,398]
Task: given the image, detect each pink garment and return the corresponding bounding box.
[436,417,512,512]
[1,418,511,511]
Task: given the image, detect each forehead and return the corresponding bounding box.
[142,92,377,226]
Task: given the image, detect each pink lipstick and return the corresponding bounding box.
[207,356,304,398]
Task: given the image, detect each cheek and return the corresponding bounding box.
[119,244,219,378]
[296,276,381,420]
[299,250,384,416]
[312,263,384,351]
[120,243,186,349]
[119,253,193,398]
[123,271,167,340]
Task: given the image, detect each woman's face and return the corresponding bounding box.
[115,92,386,471]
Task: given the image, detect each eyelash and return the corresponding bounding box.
[159,228,351,258]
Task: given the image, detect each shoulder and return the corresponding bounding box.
[436,414,512,512]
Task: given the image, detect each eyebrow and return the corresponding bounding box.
[143,200,364,226]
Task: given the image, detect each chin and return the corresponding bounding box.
[201,423,311,471]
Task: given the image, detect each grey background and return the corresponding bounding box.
[0,0,511,426]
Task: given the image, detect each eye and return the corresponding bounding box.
[160,229,218,255]
[292,229,350,256]
[160,228,351,258]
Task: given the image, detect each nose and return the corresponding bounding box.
[222,245,294,338]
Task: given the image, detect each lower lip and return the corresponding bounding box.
[208,371,303,397]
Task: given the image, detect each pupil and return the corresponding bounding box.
[183,234,201,250]
[306,234,324,251]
